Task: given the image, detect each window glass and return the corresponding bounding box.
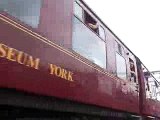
[0,0,42,28]
[144,71,159,100]
[116,53,127,80]
[142,66,160,100]
[147,76,158,99]
[72,17,106,68]
[74,2,83,20]
[99,26,105,40]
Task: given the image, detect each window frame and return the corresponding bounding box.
[72,16,107,69]
[99,25,106,40]
[115,52,127,80]
[129,58,137,83]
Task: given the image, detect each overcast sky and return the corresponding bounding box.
[84,0,160,71]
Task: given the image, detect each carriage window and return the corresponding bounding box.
[147,75,159,100]
[99,26,105,40]
[74,2,83,20]
[0,0,42,28]
[143,67,160,100]
[116,53,127,80]
[73,1,106,68]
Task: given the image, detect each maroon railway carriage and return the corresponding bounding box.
[0,0,160,119]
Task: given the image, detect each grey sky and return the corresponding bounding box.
[84,0,160,71]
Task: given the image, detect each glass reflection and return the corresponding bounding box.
[72,17,106,68]
[116,53,127,80]
[143,66,160,101]
[0,0,42,28]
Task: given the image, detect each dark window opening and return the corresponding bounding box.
[129,58,135,72]
[118,44,122,55]
[146,82,150,91]
[129,58,136,82]
[84,11,99,34]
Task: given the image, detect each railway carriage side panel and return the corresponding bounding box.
[38,0,73,49]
